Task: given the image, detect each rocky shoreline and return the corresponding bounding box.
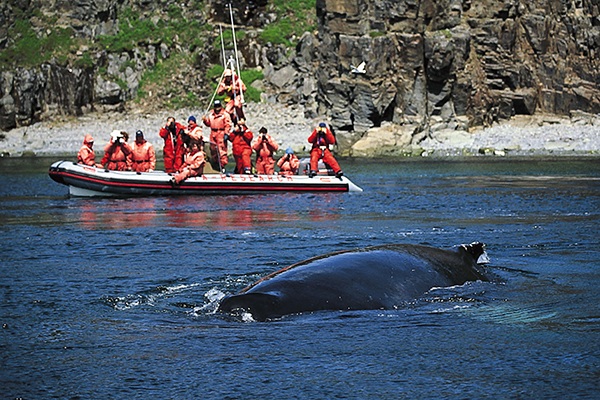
[0,103,598,159]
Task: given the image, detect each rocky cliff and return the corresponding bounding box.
[1,0,599,154]
[309,0,600,154]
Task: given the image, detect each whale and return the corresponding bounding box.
[218,242,490,321]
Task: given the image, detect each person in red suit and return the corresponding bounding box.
[159,116,186,173]
[252,127,279,175]
[228,118,253,174]
[203,100,232,173]
[307,122,343,178]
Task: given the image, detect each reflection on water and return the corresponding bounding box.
[72,194,342,230]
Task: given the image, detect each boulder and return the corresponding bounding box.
[350,122,414,156]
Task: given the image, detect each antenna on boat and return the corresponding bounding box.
[228,3,245,105]
[203,67,226,118]
[203,26,227,118]
[219,23,227,69]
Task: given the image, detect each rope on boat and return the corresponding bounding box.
[229,3,245,105]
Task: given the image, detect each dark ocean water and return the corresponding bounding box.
[1,156,599,399]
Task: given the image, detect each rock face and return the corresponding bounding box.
[311,0,600,154]
[0,0,599,156]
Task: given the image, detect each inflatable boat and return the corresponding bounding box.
[48,161,363,197]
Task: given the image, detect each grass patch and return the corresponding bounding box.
[74,52,94,69]
[213,29,247,51]
[138,53,190,96]
[0,17,77,69]
[260,0,317,46]
[369,31,386,38]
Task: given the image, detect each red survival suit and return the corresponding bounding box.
[308,125,341,174]
[159,120,186,173]
[229,122,253,174]
[252,132,279,175]
[203,106,232,171]
[77,134,98,167]
[130,139,156,172]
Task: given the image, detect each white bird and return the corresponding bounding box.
[351,61,366,74]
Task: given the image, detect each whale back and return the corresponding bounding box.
[218,242,489,321]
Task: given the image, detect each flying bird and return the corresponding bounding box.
[351,61,366,74]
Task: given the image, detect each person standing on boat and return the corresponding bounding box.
[102,130,132,171]
[218,69,246,122]
[277,147,300,176]
[77,134,101,167]
[186,115,204,145]
[171,140,206,186]
[129,130,156,173]
[203,100,232,173]
[159,116,186,173]
[308,122,343,178]
[252,127,279,175]
[228,118,253,174]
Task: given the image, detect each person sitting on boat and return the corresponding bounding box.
[170,140,206,186]
[218,68,246,122]
[277,147,300,176]
[159,116,187,173]
[227,118,253,174]
[129,130,156,173]
[77,134,101,168]
[186,115,204,146]
[101,130,132,171]
[252,127,279,175]
[202,100,232,173]
[308,122,343,178]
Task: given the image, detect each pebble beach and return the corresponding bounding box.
[1,103,598,159]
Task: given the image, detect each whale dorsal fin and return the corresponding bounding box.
[460,242,486,263]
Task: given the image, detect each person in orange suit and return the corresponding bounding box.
[171,140,206,186]
[77,134,101,167]
[252,127,279,175]
[102,130,131,171]
[202,100,232,173]
[159,116,186,173]
[186,115,204,144]
[129,130,156,172]
[228,118,254,174]
[277,147,300,176]
[218,68,246,122]
[308,122,343,178]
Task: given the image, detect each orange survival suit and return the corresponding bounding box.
[129,131,156,172]
[252,128,279,175]
[77,134,98,167]
[202,101,232,172]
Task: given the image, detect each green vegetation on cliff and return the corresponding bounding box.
[0,0,315,108]
[0,9,80,69]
